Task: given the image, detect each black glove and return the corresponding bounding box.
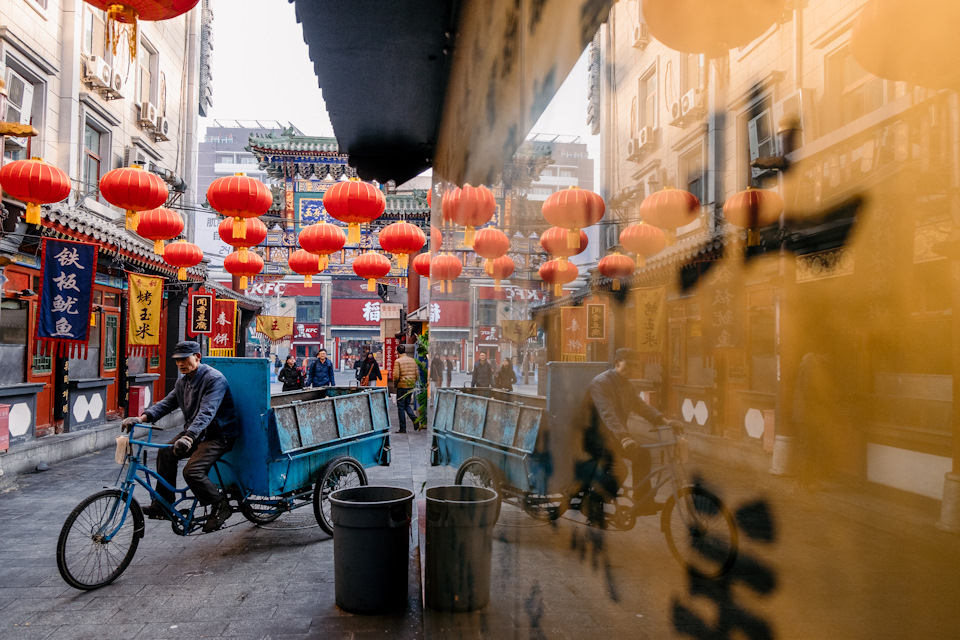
[665,419,685,430]
[172,434,194,456]
[621,436,641,458]
[121,416,141,432]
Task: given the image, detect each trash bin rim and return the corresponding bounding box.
[329,485,415,509]
[425,484,499,505]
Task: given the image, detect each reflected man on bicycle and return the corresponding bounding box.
[577,348,682,520]
[122,340,239,533]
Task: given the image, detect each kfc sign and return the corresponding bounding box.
[479,284,547,302]
[477,326,500,343]
[292,323,321,342]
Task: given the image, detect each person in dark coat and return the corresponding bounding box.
[308,348,336,387]
[494,357,517,391]
[430,356,443,387]
[278,355,305,392]
[445,358,453,387]
[470,351,494,388]
[358,352,382,386]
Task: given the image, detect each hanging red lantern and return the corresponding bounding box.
[137,207,184,256]
[83,1,199,59]
[473,227,510,272]
[353,251,391,291]
[539,226,588,271]
[288,249,322,287]
[322,178,385,244]
[539,259,579,297]
[218,216,267,263]
[619,223,666,268]
[0,158,71,225]
[639,187,700,245]
[642,0,787,57]
[299,221,347,272]
[598,253,637,291]
[487,255,515,291]
[723,187,784,245]
[163,239,203,281]
[431,253,463,293]
[542,186,605,248]
[451,184,496,247]
[430,225,443,253]
[99,165,168,231]
[412,252,432,278]
[441,186,461,226]
[207,173,272,241]
[379,221,426,270]
[224,250,264,290]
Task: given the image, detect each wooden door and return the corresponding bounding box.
[101,311,120,415]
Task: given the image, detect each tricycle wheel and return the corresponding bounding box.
[239,494,284,525]
[522,493,569,522]
[454,457,502,522]
[313,456,367,535]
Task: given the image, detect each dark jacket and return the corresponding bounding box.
[430,358,443,383]
[471,359,494,387]
[144,363,238,441]
[308,357,336,387]
[494,364,517,391]
[580,368,665,459]
[278,363,305,391]
[359,357,381,382]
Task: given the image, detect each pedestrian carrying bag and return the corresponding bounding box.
[360,374,370,386]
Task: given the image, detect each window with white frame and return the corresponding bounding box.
[137,41,158,105]
[638,68,658,131]
[82,6,108,60]
[680,146,705,203]
[681,53,702,94]
[82,120,110,200]
[825,46,886,133]
[3,65,37,161]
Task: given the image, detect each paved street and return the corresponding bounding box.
[3,395,960,639]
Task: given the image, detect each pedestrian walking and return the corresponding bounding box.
[121,340,237,532]
[278,354,305,392]
[308,347,336,387]
[392,344,419,433]
[495,357,517,392]
[445,358,453,387]
[358,351,382,386]
[470,351,494,388]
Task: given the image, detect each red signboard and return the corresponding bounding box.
[329,298,386,326]
[0,403,9,452]
[427,300,471,327]
[292,322,322,342]
[477,326,500,344]
[384,337,398,381]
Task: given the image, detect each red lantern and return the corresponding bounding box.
[539,226,588,272]
[99,165,168,231]
[0,158,71,225]
[163,239,203,281]
[441,186,461,226]
[299,222,347,271]
[639,187,700,245]
[322,178,385,244]
[379,221,426,270]
[224,250,264,290]
[619,223,666,267]
[288,249,321,287]
[83,1,199,58]
[207,173,271,241]
[137,208,184,256]
[412,252,432,278]
[598,253,637,291]
[353,252,391,291]
[451,184,496,247]
[431,253,463,293]
[487,255,515,290]
[542,186,605,248]
[723,187,784,245]
[642,0,787,57]
[430,225,443,253]
[218,216,267,263]
[473,227,510,272]
[539,259,579,297]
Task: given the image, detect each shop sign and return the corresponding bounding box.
[187,288,214,336]
[293,322,321,341]
[477,326,500,343]
[384,337,398,381]
[587,303,606,340]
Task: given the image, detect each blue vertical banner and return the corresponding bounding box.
[36,238,97,358]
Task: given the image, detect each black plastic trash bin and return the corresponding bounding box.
[425,485,499,612]
[329,485,414,614]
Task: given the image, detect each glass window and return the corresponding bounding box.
[149,353,160,368]
[639,69,658,131]
[82,7,107,58]
[103,315,118,370]
[3,67,35,162]
[296,300,322,322]
[0,301,27,344]
[826,46,886,131]
[32,353,52,375]
[138,44,157,105]
[83,123,102,199]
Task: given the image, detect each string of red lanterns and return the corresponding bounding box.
[540,226,588,272]
[164,239,203,281]
[431,254,462,293]
[723,187,784,246]
[473,227,510,273]
[598,253,637,291]
[218,216,267,263]
[639,187,700,245]
[299,222,346,271]
[619,223,666,268]
[353,252,392,291]
[539,259,579,297]
[379,221,426,270]
[542,186,605,248]
[288,249,322,287]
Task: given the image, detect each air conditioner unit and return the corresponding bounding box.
[154,116,171,142]
[638,126,654,151]
[632,23,651,49]
[681,88,706,119]
[138,102,157,130]
[626,137,641,162]
[668,100,684,127]
[772,88,820,150]
[102,67,124,100]
[83,56,112,90]
[123,146,148,168]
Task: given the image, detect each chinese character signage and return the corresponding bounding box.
[187,288,214,337]
[127,274,164,357]
[255,315,294,343]
[36,239,97,358]
[384,337,398,381]
[587,303,606,340]
[636,287,666,354]
[210,299,237,357]
[560,307,587,362]
[502,320,537,344]
[701,261,744,352]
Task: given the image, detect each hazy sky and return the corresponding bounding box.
[201,0,597,161]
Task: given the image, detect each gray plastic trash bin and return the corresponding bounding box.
[425,485,499,612]
[330,485,414,614]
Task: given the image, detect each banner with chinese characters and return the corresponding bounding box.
[502,320,537,344]
[187,288,214,337]
[700,260,745,352]
[36,239,97,358]
[560,307,587,362]
[127,274,164,357]
[636,287,666,355]
[255,315,294,344]
[210,299,237,356]
[586,300,607,341]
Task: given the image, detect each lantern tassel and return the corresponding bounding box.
[398,254,409,270]
[305,274,313,287]
[637,255,646,268]
[25,203,41,225]
[319,255,328,271]
[567,229,579,249]
[664,229,677,246]
[235,217,247,240]
[367,278,376,292]
[239,247,248,263]
[348,223,361,245]
[240,276,248,289]
[747,229,762,247]
[484,260,493,275]
[554,284,562,297]
[126,210,139,232]
[177,267,186,281]
[154,240,164,256]
[612,279,621,291]
[464,226,475,247]
[494,278,501,291]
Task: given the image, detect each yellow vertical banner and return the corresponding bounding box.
[636,286,666,354]
[560,307,587,362]
[127,274,164,358]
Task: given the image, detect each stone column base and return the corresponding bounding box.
[936,472,960,534]
[769,435,799,477]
